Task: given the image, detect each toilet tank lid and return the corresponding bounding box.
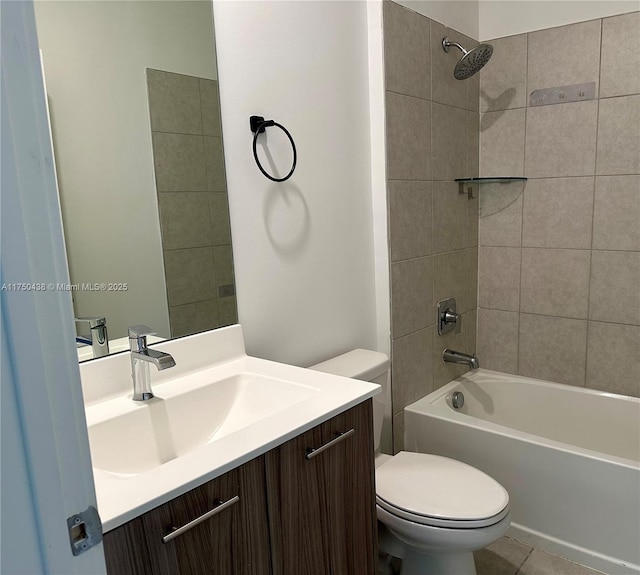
[309,349,389,381]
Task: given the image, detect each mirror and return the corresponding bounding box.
[33,0,237,361]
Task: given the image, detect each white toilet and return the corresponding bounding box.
[311,349,510,575]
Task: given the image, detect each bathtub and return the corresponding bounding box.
[404,369,640,575]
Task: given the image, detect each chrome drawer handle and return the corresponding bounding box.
[306,428,355,460]
[162,495,240,544]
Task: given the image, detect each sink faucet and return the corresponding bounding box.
[128,325,175,401]
[75,316,110,358]
[442,348,480,370]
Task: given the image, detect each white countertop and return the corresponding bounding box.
[80,326,380,532]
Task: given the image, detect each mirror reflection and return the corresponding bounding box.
[33,0,237,361]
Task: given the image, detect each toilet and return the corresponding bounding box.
[311,349,510,575]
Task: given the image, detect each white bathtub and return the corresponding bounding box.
[404,369,640,575]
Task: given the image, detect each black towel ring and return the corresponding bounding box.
[250,115,297,182]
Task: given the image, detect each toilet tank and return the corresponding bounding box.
[309,349,389,452]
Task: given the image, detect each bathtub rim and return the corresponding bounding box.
[405,369,640,470]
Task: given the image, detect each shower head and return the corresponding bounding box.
[442,37,493,80]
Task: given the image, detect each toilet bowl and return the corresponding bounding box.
[311,350,510,575]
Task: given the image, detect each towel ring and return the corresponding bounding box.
[250,116,297,182]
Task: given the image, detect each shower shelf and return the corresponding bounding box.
[456,177,527,199]
[455,177,528,183]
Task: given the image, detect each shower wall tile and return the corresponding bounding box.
[522,177,594,249]
[431,181,467,253]
[466,308,477,354]
[480,34,527,112]
[391,327,434,413]
[527,20,602,93]
[393,411,405,454]
[200,79,222,136]
[520,248,591,319]
[592,176,640,251]
[204,136,227,191]
[467,111,480,177]
[600,12,640,98]
[218,295,238,326]
[432,103,469,180]
[164,247,217,307]
[518,314,588,387]
[596,95,640,175]
[158,192,212,250]
[383,0,431,100]
[477,13,640,398]
[384,4,481,443]
[147,69,202,135]
[169,299,220,338]
[480,108,526,177]
[152,132,207,192]
[587,322,640,397]
[391,256,434,338]
[386,92,432,180]
[388,181,432,261]
[525,100,598,178]
[430,20,467,110]
[148,69,235,339]
[589,250,640,326]
[213,245,234,287]
[433,249,474,314]
[209,193,232,245]
[478,193,522,247]
[478,246,521,311]
[477,308,519,374]
[466,185,479,248]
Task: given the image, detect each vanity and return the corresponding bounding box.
[80,325,379,574]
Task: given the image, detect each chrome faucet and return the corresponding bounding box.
[128,325,175,401]
[75,316,110,358]
[443,348,480,370]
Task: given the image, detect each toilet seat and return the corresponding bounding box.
[376,452,509,529]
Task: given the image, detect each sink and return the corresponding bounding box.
[80,324,380,531]
[87,372,318,475]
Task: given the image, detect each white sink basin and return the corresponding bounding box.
[87,373,318,475]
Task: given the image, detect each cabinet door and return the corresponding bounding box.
[266,400,377,575]
[103,456,271,575]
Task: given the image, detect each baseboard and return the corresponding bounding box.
[507,523,640,575]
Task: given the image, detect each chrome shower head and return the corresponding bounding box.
[442,37,493,80]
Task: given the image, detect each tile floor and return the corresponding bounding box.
[474,536,606,575]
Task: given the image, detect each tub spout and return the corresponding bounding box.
[443,349,480,369]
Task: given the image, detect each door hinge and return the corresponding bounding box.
[67,506,102,556]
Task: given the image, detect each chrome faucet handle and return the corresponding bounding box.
[437,298,461,335]
[128,325,156,352]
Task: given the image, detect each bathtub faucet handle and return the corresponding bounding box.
[438,298,461,335]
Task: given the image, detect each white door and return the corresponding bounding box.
[1,1,106,573]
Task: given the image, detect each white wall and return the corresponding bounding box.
[213,0,379,367]
[34,1,217,339]
[479,0,639,40]
[395,0,480,39]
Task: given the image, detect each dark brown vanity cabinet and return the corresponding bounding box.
[103,456,271,575]
[103,400,376,575]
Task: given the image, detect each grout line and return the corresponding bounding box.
[584,19,605,387]
[514,547,535,574]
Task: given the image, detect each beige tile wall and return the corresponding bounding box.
[478,13,640,398]
[384,1,479,451]
[147,69,237,337]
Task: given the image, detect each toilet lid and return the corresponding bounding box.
[376,452,509,525]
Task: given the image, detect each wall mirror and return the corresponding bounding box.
[33,0,236,362]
